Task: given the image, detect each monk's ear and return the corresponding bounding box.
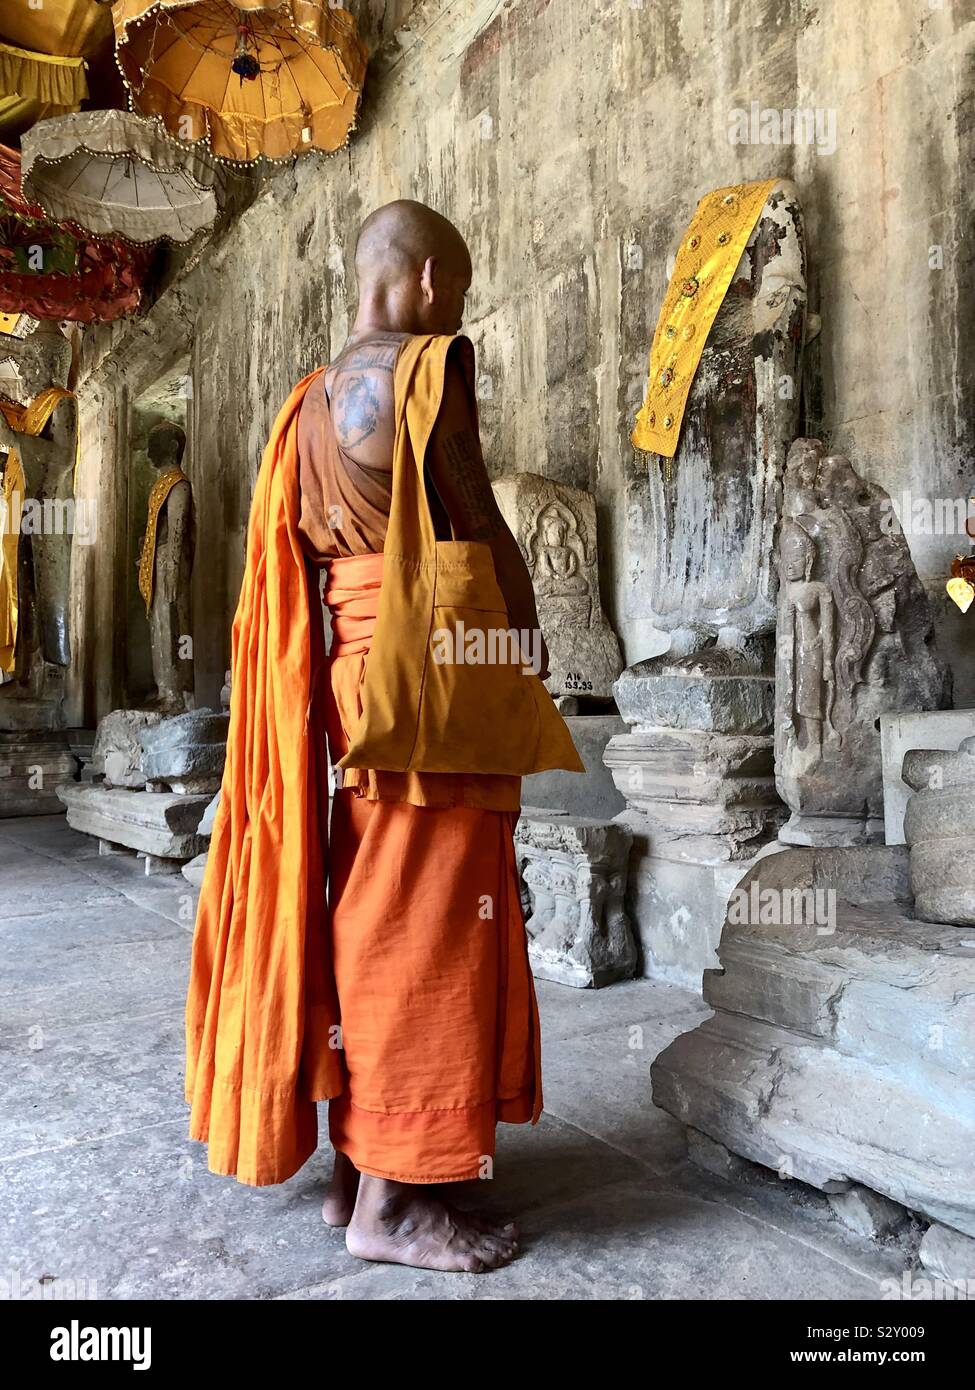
[419,256,437,304]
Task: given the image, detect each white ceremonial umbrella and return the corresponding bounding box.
[21,108,219,245]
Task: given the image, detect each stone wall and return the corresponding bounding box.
[68,0,975,723]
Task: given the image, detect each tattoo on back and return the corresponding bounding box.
[331,341,401,378]
[335,375,381,446]
[443,428,500,541]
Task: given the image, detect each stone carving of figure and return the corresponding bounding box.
[136,422,193,711]
[0,322,76,667]
[774,438,950,845]
[492,474,622,700]
[527,501,590,604]
[778,519,834,760]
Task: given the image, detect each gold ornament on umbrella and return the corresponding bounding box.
[113,0,368,163]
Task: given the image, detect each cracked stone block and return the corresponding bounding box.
[686,1128,771,1185]
[652,845,975,1236]
[514,813,636,988]
[919,1223,975,1289]
[139,709,229,795]
[0,731,77,816]
[828,1185,910,1241]
[182,851,208,889]
[91,709,163,790]
[903,738,975,927]
[58,783,210,862]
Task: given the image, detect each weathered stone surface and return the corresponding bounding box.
[515,813,636,988]
[776,441,951,846]
[919,1223,975,1288]
[604,728,782,857]
[638,181,806,654]
[0,731,77,816]
[686,1128,768,1185]
[652,846,975,1237]
[492,473,622,700]
[181,851,207,889]
[903,737,975,926]
[91,709,163,790]
[198,790,220,836]
[139,708,229,795]
[828,1186,910,1242]
[880,710,975,846]
[522,715,625,818]
[58,783,210,862]
[615,659,774,735]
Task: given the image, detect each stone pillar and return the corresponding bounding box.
[605,180,805,987]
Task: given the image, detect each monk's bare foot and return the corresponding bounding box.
[346,1176,519,1273]
[322,1151,360,1228]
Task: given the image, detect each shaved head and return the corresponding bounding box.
[352,199,472,335]
[355,199,471,284]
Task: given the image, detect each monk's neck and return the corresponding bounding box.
[350,287,428,339]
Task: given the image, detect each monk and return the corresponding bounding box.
[186,199,582,1275]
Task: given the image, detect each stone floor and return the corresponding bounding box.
[1,815,915,1301]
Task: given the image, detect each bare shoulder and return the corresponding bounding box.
[325,332,411,465]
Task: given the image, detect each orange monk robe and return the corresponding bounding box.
[185,372,343,1187]
[186,362,545,1187]
[323,551,541,1183]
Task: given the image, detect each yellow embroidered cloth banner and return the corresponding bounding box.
[631,178,776,459]
[138,466,187,614]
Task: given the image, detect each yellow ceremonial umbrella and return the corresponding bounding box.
[0,0,115,144]
[114,1,368,163]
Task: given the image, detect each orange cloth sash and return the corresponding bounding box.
[185,369,343,1187]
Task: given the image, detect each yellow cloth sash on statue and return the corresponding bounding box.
[0,386,75,671]
[0,385,75,439]
[631,178,777,460]
[0,448,25,673]
[138,467,188,615]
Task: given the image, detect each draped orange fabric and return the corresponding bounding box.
[324,551,542,1182]
[187,345,549,1189]
[185,370,343,1187]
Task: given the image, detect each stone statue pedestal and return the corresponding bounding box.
[608,180,806,988]
[0,729,77,816]
[652,843,975,1241]
[604,645,785,988]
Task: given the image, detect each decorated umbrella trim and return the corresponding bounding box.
[113,0,367,165]
[0,143,151,322]
[21,111,219,246]
[0,42,89,107]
